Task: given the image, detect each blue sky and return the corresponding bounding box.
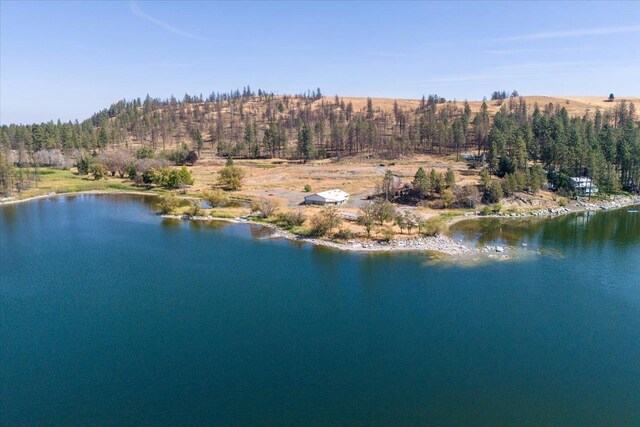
[1,0,639,124]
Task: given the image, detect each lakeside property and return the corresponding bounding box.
[3,174,639,258]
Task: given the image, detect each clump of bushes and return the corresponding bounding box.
[143,166,194,189]
[187,200,203,217]
[310,206,342,236]
[455,185,480,208]
[89,163,105,180]
[161,144,198,166]
[274,210,306,228]
[419,217,445,236]
[333,228,354,241]
[157,194,181,215]
[203,189,230,208]
[379,226,395,242]
[136,146,154,159]
[250,198,279,219]
[218,164,245,191]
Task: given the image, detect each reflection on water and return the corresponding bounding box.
[450,205,640,253]
[249,223,276,239]
[2,194,640,426]
[188,219,228,231]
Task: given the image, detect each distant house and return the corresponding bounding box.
[571,177,598,196]
[304,189,350,205]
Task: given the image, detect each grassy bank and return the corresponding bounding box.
[9,167,140,200]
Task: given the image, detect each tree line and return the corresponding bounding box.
[1,88,638,196]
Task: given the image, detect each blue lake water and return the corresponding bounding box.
[1,195,639,425]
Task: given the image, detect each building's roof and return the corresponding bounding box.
[571,177,597,188]
[305,189,350,202]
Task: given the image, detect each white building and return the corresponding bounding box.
[304,189,350,205]
[571,177,598,196]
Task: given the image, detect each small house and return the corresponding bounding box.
[571,177,598,196]
[304,189,350,205]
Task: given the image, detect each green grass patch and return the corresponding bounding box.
[15,167,139,199]
[290,226,314,237]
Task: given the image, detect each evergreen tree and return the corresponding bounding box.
[412,167,430,198]
[297,123,314,163]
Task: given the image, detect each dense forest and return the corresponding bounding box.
[1,87,639,196]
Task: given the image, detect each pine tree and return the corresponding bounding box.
[412,167,430,198]
[297,123,314,163]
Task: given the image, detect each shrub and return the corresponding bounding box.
[127,164,137,180]
[275,210,306,228]
[304,184,312,192]
[89,163,105,180]
[218,165,245,191]
[333,228,354,241]
[310,206,342,236]
[136,147,154,159]
[164,148,189,166]
[456,185,480,208]
[162,145,196,166]
[165,167,194,189]
[250,198,279,218]
[420,217,445,236]
[379,226,395,242]
[480,206,492,216]
[157,194,180,215]
[146,166,193,189]
[442,188,455,208]
[188,200,203,217]
[203,189,229,208]
[142,169,156,185]
[76,156,91,175]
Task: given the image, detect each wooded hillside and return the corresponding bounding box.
[1,88,639,194]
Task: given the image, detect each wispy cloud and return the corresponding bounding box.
[422,63,640,86]
[421,62,582,85]
[129,1,209,41]
[483,47,594,55]
[494,25,640,42]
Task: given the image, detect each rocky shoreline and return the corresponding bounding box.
[453,194,640,220]
[4,190,638,258]
[164,213,480,256]
[163,194,640,257]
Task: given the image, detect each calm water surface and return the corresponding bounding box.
[1,195,639,426]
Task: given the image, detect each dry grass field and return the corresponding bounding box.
[185,153,563,226]
[338,95,640,117]
[189,154,468,207]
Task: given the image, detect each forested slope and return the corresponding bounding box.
[1,88,639,194]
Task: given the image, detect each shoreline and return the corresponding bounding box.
[163,213,479,256]
[446,194,640,226]
[163,194,640,257]
[3,189,639,257]
[0,189,159,206]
